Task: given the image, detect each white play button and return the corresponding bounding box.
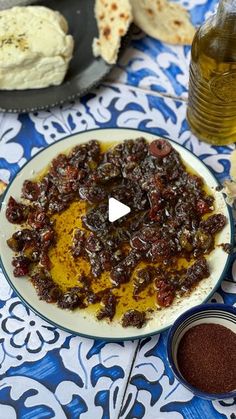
[108,197,131,222]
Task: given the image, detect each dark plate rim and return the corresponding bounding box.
[0,66,113,114]
[0,127,234,341]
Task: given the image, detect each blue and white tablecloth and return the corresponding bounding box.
[0,1,236,418]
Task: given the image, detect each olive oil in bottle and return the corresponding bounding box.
[187,0,236,145]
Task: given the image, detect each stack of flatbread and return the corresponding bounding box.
[93,0,196,64]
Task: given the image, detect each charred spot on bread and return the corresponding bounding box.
[103,26,111,38]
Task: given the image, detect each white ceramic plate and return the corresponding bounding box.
[0,128,234,340]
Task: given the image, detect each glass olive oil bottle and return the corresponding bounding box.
[187,0,236,145]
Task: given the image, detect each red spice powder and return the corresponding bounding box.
[177,323,236,394]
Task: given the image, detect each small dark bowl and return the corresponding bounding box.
[167,303,236,400]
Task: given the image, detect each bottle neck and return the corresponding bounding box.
[215,0,236,32]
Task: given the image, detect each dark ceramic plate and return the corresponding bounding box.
[0,0,130,113]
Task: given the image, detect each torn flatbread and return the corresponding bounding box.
[93,0,132,64]
[130,0,195,45]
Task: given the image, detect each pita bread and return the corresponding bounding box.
[130,0,195,45]
[93,0,132,64]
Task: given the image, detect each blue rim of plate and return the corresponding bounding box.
[167,303,236,400]
[0,127,235,341]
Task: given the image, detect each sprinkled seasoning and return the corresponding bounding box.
[177,323,236,394]
[0,34,28,51]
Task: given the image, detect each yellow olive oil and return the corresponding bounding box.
[48,157,215,321]
[49,201,158,319]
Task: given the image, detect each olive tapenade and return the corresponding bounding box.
[6,138,227,328]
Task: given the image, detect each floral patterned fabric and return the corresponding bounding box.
[0,1,236,418]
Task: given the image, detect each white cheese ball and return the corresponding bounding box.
[0,6,74,90]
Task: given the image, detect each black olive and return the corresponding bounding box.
[149,139,172,158]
